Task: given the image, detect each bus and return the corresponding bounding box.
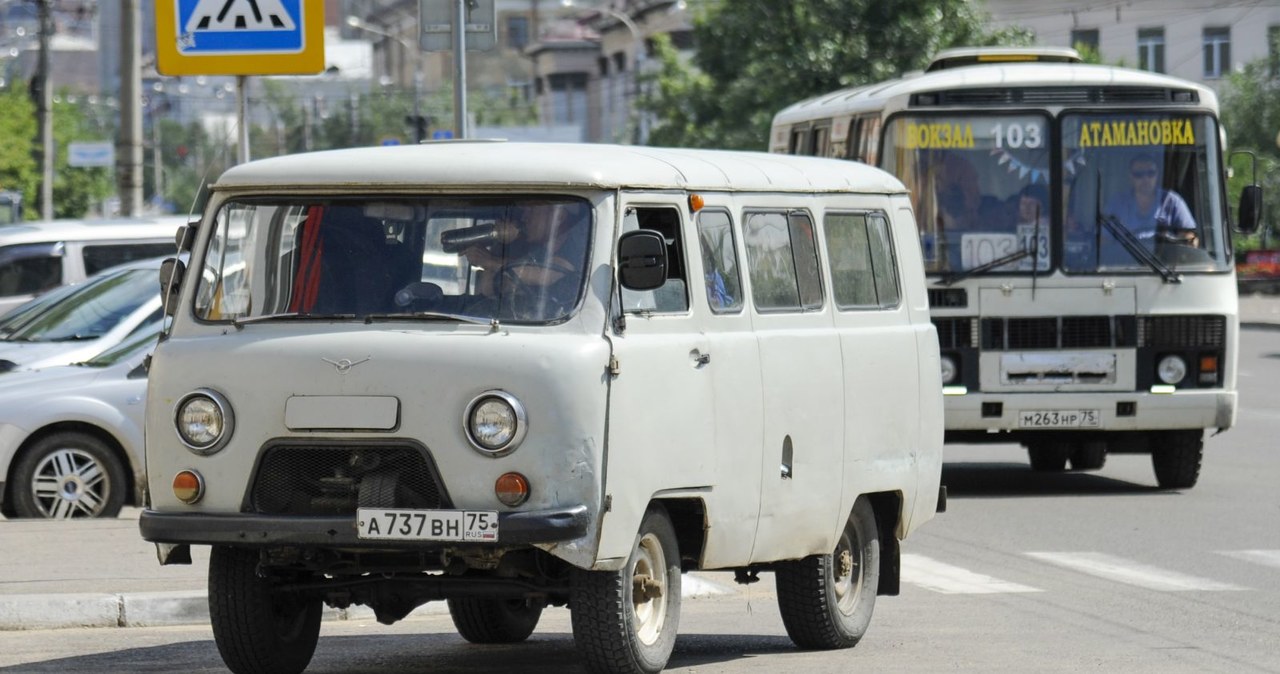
[770,46,1262,489]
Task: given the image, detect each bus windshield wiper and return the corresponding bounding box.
[1098,214,1181,284]
[937,248,1032,287]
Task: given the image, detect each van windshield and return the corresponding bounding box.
[194,197,594,325]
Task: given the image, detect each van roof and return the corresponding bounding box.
[0,216,188,245]
[212,142,908,195]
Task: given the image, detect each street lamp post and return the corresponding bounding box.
[347,16,426,143]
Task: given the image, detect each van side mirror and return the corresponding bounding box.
[1237,184,1262,234]
[175,225,195,252]
[617,230,667,291]
[159,257,185,316]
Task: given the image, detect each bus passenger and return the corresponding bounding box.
[1104,153,1197,245]
[1015,184,1050,229]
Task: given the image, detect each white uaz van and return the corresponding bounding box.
[141,142,944,674]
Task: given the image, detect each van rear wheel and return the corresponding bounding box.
[570,505,681,674]
[208,546,322,674]
[775,496,879,650]
[447,597,543,643]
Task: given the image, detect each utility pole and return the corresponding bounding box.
[118,0,144,215]
[34,0,53,220]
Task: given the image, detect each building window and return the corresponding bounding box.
[548,72,589,124]
[1269,26,1280,78]
[1138,28,1165,73]
[1070,28,1099,55]
[506,16,529,50]
[1203,27,1230,79]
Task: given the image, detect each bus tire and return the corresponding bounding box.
[1152,430,1203,489]
[1069,440,1107,471]
[775,496,879,650]
[447,597,543,643]
[570,505,681,674]
[208,546,322,674]
[1027,441,1070,472]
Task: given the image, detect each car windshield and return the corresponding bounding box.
[3,268,156,342]
[0,281,82,334]
[194,197,594,325]
[80,322,161,367]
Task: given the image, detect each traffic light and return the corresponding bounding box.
[405,115,429,144]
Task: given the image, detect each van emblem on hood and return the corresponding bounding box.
[322,357,370,374]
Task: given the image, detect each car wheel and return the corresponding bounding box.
[775,496,880,650]
[570,504,681,674]
[10,431,127,519]
[447,597,543,643]
[209,546,322,674]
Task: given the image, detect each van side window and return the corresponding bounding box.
[83,243,177,276]
[695,210,743,313]
[825,211,900,310]
[620,206,689,313]
[0,243,62,296]
[743,210,824,312]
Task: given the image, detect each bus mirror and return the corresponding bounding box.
[1237,184,1262,234]
[617,230,667,291]
[159,257,186,316]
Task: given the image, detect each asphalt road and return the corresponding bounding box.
[0,327,1277,673]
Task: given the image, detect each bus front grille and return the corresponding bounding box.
[1138,315,1226,348]
[248,444,448,516]
[981,316,1139,350]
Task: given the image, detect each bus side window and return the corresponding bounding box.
[620,206,689,313]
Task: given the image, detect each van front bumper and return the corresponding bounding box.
[139,504,590,548]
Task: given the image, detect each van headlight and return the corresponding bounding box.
[465,390,527,456]
[175,389,234,455]
[1156,355,1187,385]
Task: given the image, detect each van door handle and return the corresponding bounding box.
[691,350,711,367]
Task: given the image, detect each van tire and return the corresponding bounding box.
[1069,441,1107,471]
[1027,441,1070,472]
[1151,430,1202,490]
[570,505,681,674]
[776,496,879,650]
[208,546,322,674]
[10,432,127,519]
[447,598,543,643]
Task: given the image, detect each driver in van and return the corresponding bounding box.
[457,203,586,303]
[1104,153,1198,246]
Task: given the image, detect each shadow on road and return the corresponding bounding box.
[941,462,1163,499]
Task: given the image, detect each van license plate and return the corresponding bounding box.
[356,508,499,542]
[1018,410,1101,428]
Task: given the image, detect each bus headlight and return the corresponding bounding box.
[175,389,234,455]
[465,390,527,456]
[940,355,958,385]
[1156,355,1187,385]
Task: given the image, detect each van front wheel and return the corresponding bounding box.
[776,496,880,650]
[208,546,322,674]
[570,505,681,674]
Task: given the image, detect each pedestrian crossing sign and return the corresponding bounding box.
[156,0,325,76]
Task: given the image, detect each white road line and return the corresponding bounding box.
[1025,552,1247,591]
[901,554,1042,594]
[1217,550,1280,570]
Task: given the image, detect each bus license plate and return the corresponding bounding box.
[357,508,498,542]
[1018,410,1101,428]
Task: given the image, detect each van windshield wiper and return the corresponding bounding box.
[361,311,494,327]
[1097,214,1181,284]
[937,248,1032,287]
[232,312,357,327]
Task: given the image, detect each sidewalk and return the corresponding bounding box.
[0,509,734,630]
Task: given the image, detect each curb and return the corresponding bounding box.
[0,574,735,631]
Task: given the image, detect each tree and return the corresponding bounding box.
[0,87,39,210]
[1219,59,1280,249]
[51,95,114,218]
[642,0,1032,150]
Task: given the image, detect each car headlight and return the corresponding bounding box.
[1156,355,1187,385]
[940,354,958,385]
[175,389,234,455]
[464,390,527,456]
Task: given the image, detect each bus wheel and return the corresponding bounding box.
[570,505,681,674]
[1069,440,1107,471]
[447,597,543,643]
[209,546,322,674]
[1027,441,1070,472]
[775,496,879,650]
[1152,430,1203,489]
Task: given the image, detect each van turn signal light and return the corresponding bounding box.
[173,470,204,504]
[495,472,530,507]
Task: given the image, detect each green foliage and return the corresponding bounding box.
[0,87,38,209]
[51,94,114,218]
[642,0,1032,150]
[1220,60,1280,249]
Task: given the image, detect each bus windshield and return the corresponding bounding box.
[883,113,1051,276]
[1061,112,1228,273]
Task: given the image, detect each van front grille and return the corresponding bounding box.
[249,444,447,516]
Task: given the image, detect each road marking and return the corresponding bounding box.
[901,554,1042,594]
[1217,550,1280,569]
[1026,552,1246,591]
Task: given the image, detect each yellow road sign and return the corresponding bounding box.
[156,0,325,76]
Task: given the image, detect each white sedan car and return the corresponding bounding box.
[0,326,155,519]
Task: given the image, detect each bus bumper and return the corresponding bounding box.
[942,389,1235,433]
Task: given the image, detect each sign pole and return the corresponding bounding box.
[453,0,467,139]
[236,75,250,164]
